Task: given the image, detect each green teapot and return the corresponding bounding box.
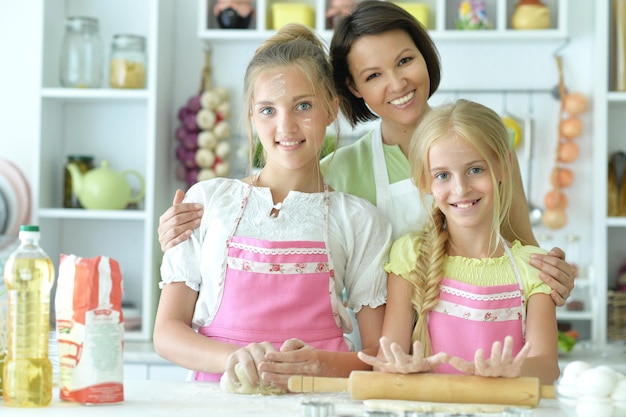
[66,160,145,210]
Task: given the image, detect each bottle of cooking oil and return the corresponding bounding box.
[3,225,55,407]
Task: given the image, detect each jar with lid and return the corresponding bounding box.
[64,155,95,208]
[59,16,103,88]
[109,34,147,89]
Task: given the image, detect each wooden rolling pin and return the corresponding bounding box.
[288,371,555,407]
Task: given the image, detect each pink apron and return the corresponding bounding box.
[429,237,526,374]
[195,182,348,381]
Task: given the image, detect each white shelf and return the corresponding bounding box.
[38,208,147,221]
[608,91,626,101]
[197,0,567,41]
[557,310,596,321]
[35,0,175,342]
[41,87,149,101]
[607,217,626,227]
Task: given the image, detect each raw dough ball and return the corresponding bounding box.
[219,363,287,395]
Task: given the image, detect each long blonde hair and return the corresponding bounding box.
[406,99,514,355]
[243,23,339,172]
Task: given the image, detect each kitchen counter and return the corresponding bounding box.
[0,380,567,416]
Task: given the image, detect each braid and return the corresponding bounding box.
[409,207,447,356]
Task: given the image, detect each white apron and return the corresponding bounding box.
[371,125,427,240]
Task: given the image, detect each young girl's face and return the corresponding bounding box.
[346,29,430,129]
[428,135,498,230]
[251,65,331,172]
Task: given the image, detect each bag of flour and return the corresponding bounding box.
[55,254,124,404]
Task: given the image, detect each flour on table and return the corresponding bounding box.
[220,363,287,395]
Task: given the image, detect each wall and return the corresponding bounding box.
[0,1,595,271]
[165,0,596,268]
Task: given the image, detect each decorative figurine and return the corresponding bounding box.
[213,0,254,29]
[325,0,356,29]
[511,0,551,30]
[455,0,492,30]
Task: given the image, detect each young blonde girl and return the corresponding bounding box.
[359,99,560,384]
[154,23,392,392]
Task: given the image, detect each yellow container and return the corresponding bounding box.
[394,3,429,29]
[271,3,315,30]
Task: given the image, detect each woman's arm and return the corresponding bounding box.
[158,189,203,252]
[505,152,575,305]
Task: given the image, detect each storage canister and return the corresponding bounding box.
[59,16,103,88]
[109,34,147,89]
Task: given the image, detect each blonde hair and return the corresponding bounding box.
[243,23,339,171]
[406,99,514,355]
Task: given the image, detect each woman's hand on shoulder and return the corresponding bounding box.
[258,338,321,389]
[357,336,449,374]
[529,246,575,306]
[448,336,530,378]
[158,189,203,252]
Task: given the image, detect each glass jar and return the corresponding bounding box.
[64,155,95,208]
[109,34,147,89]
[59,16,103,88]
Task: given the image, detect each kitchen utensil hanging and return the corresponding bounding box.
[523,93,543,227]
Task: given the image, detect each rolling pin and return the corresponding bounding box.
[288,371,555,407]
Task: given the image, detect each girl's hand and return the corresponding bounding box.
[357,336,449,374]
[158,189,203,252]
[530,246,575,306]
[222,341,278,389]
[448,336,531,378]
[258,338,321,389]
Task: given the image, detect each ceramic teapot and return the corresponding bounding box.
[66,160,145,210]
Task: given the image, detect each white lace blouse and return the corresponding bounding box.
[160,178,392,332]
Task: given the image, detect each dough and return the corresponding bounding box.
[364,399,527,414]
[219,363,287,395]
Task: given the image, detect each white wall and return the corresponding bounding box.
[0,0,595,272]
[0,2,42,182]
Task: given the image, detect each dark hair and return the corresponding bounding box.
[330,0,441,127]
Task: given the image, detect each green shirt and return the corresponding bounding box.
[320,128,411,205]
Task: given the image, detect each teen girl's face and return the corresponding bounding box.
[428,135,498,231]
[347,29,430,130]
[252,66,331,172]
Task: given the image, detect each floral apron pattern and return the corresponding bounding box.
[429,237,526,374]
[195,181,348,381]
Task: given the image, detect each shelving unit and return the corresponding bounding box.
[592,0,626,345]
[34,0,175,341]
[198,0,567,40]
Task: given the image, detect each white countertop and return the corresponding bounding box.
[0,380,567,416]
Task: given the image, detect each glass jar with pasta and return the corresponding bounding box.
[109,34,146,89]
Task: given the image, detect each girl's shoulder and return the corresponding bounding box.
[330,191,390,225]
[185,177,247,203]
[509,240,549,259]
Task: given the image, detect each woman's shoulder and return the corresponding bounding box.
[330,191,387,223]
[321,130,375,167]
